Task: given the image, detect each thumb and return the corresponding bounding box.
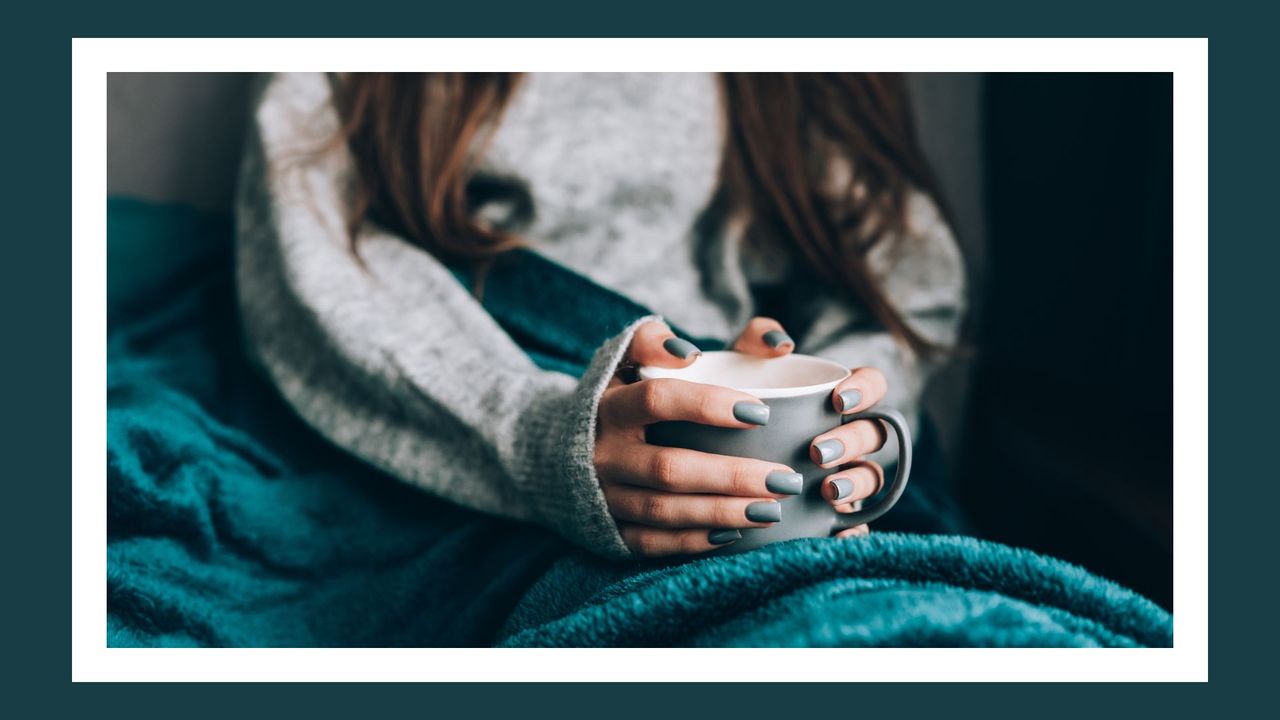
[626,320,701,369]
[732,316,795,358]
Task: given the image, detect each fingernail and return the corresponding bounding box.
[663,337,701,360]
[814,438,845,465]
[708,529,742,545]
[732,401,770,426]
[762,329,794,349]
[746,500,782,523]
[836,388,863,412]
[828,477,855,502]
[765,470,804,495]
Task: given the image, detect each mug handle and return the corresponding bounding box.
[829,409,912,533]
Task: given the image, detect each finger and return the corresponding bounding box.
[601,378,769,429]
[619,522,742,557]
[831,367,889,414]
[833,498,865,514]
[598,444,802,497]
[835,524,871,539]
[822,461,885,507]
[605,484,783,529]
[732,316,795,358]
[626,320,701,368]
[810,419,888,468]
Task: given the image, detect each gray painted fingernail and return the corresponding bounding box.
[708,529,742,545]
[762,330,794,349]
[828,477,855,502]
[746,501,782,523]
[732,401,770,426]
[837,388,863,412]
[814,438,845,465]
[766,470,804,495]
[663,337,701,360]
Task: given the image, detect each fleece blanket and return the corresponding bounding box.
[107,198,1172,647]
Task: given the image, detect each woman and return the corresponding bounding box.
[236,72,965,559]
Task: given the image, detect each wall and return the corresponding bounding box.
[905,73,985,464]
[108,73,252,212]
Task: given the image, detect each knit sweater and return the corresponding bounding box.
[235,72,966,559]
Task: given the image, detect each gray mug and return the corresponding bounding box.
[639,351,911,554]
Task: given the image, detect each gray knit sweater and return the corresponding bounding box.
[235,72,966,559]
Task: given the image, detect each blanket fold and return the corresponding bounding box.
[499,535,1171,647]
[106,198,1171,648]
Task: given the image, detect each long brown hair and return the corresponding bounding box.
[335,72,949,355]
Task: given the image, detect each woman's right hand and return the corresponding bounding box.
[595,319,804,558]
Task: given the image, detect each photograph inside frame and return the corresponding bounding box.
[105,70,1173,649]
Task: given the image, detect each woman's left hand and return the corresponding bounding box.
[733,318,890,539]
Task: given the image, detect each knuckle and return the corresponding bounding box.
[628,529,656,556]
[849,463,872,484]
[649,448,680,488]
[714,499,742,527]
[641,493,671,524]
[694,389,721,421]
[850,466,876,494]
[640,380,669,418]
[852,420,886,454]
[729,462,760,496]
[636,534,657,556]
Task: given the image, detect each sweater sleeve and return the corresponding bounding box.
[235,72,636,559]
[798,192,967,442]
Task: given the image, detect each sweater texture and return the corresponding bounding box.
[235,72,965,558]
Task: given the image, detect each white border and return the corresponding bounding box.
[73,38,1208,682]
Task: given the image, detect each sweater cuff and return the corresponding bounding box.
[518,315,659,559]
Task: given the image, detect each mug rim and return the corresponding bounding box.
[637,350,850,399]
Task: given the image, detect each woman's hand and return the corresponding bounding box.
[596,317,889,556]
[811,365,890,538]
[596,318,804,557]
[735,317,890,539]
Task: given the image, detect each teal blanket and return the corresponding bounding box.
[501,536,1170,647]
[107,198,1171,647]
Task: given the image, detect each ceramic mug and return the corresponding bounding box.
[639,351,911,553]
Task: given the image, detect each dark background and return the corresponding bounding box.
[106,72,1173,608]
[962,74,1173,608]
